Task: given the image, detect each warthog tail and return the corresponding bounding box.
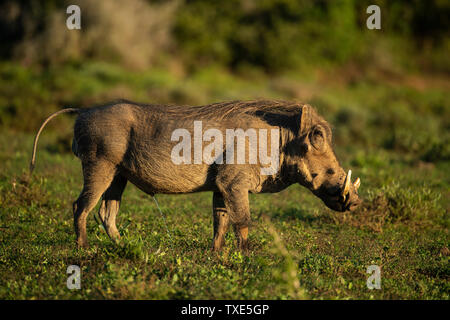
[29,108,80,175]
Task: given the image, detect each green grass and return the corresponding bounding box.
[0,61,448,299]
[0,130,448,299]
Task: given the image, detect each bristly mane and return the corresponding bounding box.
[92,99,330,134]
[117,99,307,120]
[183,100,307,120]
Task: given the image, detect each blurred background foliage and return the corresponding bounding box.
[0,0,448,163]
[2,0,449,71]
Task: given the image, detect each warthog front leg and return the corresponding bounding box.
[212,192,230,251]
[233,224,249,252]
[98,174,127,243]
[218,184,251,252]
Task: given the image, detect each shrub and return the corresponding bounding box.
[326,182,445,231]
[9,0,178,69]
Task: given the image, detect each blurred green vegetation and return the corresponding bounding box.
[2,0,448,72]
[0,0,448,300]
[174,0,450,72]
[0,0,448,164]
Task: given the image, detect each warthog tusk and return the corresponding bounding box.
[342,169,352,199]
[354,177,360,191]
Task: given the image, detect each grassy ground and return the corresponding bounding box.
[0,62,448,299]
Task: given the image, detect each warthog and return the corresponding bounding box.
[30,100,361,250]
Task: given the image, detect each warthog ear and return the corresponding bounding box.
[299,104,312,134]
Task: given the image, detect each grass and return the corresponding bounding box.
[0,61,448,299]
[0,132,448,299]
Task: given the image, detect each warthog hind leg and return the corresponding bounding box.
[212,192,230,251]
[73,160,116,248]
[98,174,127,243]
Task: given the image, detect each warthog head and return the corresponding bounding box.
[286,105,361,212]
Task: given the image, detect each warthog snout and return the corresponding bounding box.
[316,170,361,212]
[339,170,361,211]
